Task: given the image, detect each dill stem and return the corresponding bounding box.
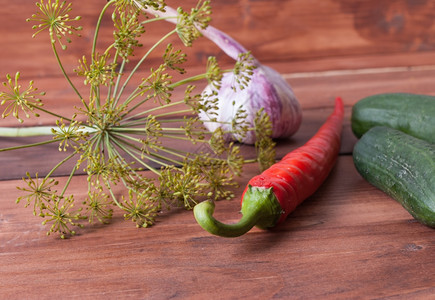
[158,118,196,123]
[93,85,101,109]
[169,68,233,89]
[59,162,79,198]
[118,87,145,114]
[111,132,171,166]
[108,134,161,175]
[157,145,197,160]
[160,133,206,144]
[93,0,120,108]
[0,138,62,152]
[105,180,123,210]
[107,50,119,99]
[110,131,182,166]
[159,145,225,166]
[0,126,54,137]
[44,151,78,181]
[123,99,186,122]
[104,44,116,56]
[119,117,188,128]
[107,127,147,133]
[94,132,105,152]
[243,158,257,164]
[116,118,149,128]
[32,105,73,123]
[0,125,97,138]
[104,131,118,162]
[110,158,144,192]
[161,127,188,131]
[83,133,102,159]
[92,0,114,55]
[153,108,194,118]
[116,29,177,107]
[112,58,127,108]
[140,15,177,25]
[169,74,206,89]
[51,42,83,101]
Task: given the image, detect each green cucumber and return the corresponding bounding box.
[351,93,435,143]
[353,126,435,228]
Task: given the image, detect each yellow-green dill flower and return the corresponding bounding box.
[112,9,145,59]
[42,194,85,239]
[84,190,113,224]
[175,1,211,47]
[17,173,59,216]
[27,0,82,50]
[51,118,88,152]
[75,53,117,87]
[0,72,45,123]
[122,189,158,228]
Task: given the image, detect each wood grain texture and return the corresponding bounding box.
[1,0,435,78]
[2,65,435,179]
[0,156,434,299]
[1,1,434,299]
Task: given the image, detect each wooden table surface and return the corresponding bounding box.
[1,1,434,299]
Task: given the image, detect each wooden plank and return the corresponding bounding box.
[2,63,435,180]
[0,104,356,180]
[287,64,435,108]
[2,0,435,78]
[2,62,435,180]
[0,156,433,299]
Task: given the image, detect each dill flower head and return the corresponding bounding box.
[3,0,278,238]
[27,0,82,50]
[0,72,45,123]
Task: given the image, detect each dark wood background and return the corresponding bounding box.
[1,0,434,299]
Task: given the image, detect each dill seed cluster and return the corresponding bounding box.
[0,0,275,238]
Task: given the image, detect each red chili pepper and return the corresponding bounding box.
[194,97,344,237]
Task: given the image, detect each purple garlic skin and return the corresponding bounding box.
[199,64,302,144]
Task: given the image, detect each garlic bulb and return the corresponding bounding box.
[140,3,302,144]
[200,63,301,144]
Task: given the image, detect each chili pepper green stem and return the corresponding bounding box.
[193,185,283,237]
